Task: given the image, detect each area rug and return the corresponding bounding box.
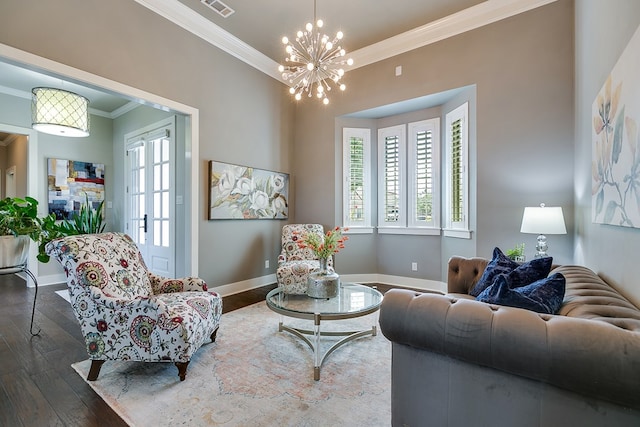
[55,289,70,302]
[72,301,391,426]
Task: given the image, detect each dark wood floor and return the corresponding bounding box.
[0,274,406,426]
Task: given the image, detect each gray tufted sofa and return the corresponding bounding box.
[379,257,640,427]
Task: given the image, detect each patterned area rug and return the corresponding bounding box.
[72,301,391,426]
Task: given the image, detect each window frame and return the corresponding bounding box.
[407,118,440,230]
[342,127,373,232]
[377,124,407,230]
[444,102,471,239]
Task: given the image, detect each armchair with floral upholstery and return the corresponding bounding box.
[276,224,333,294]
[45,232,222,381]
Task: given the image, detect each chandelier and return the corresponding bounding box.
[278,0,353,105]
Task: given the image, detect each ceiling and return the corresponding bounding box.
[176,0,486,63]
[0,0,554,123]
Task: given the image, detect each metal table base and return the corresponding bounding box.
[278,312,378,380]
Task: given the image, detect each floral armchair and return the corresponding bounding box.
[276,224,333,294]
[45,232,222,381]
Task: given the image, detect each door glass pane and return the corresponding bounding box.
[154,192,161,218]
[162,138,169,161]
[162,192,169,219]
[154,220,161,246]
[162,220,169,247]
[162,163,169,190]
[154,140,161,164]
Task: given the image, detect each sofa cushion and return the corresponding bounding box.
[476,272,566,314]
[469,247,552,297]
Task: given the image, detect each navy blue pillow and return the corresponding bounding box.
[476,272,566,314]
[470,248,553,297]
[469,248,518,297]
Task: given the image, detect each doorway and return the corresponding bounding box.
[0,44,201,280]
[125,118,176,277]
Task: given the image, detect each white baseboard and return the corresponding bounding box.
[340,274,447,293]
[35,273,67,287]
[31,271,447,295]
[213,274,277,297]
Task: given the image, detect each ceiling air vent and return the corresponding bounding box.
[201,0,235,18]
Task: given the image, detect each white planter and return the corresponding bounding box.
[0,235,30,269]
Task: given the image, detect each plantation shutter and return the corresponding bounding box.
[348,136,365,223]
[450,118,463,223]
[383,135,400,222]
[414,129,433,222]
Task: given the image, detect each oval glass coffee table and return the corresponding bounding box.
[266,283,383,380]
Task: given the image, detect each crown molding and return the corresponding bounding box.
[349,0,558,69]
[133,0,282,81]
[135,0,557,83]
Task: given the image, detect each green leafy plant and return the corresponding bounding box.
[0,197,42,241]
[37,194,106,263]
[506,243,525,261]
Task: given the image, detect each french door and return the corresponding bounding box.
[125,119,175,277]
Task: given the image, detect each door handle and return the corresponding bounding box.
[143,214,148,233]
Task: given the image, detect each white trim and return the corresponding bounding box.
[340,274,447,294]
[0,43,201,278]
[351,0,558,70]
[133,0,281,81]
[443,229,472,239]
[0,122,39,285]
[444,102,469,235]
[34,272,67,287]
[378,125,407,227]
[343,227,374,234]
[213,274,277,297]
[135,0,557,80]
[342,127,372,228]
[377,227,441,236]
[408,118,440,229]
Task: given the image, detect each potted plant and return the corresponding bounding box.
[0,197,42,268]
[506,243,525,262]
[37,194,106,263]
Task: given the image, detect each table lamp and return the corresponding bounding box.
[520,203,566,258]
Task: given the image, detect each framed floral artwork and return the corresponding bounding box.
[208,161,289,220]
[592,24,640,228]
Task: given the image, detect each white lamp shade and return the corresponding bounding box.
[520,205,567,234]
[32,87,90,137]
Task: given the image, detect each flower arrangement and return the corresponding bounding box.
[296,226,349,260]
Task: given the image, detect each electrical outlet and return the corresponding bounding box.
[265,260,269,269]
[411,262,418,271]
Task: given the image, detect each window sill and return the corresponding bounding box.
[343,227,374,234]
[377,227,441,236]
[443,229,472,239]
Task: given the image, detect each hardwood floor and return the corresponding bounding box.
[0,274,403,426]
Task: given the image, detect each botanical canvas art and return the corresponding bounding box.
[209,161,289,219]
[47,158,105,220]
[592,25,640,228]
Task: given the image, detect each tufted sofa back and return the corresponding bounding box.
[447,256,489,294]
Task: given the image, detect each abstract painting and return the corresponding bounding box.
[47,158,105,220]
[209,161,289,220]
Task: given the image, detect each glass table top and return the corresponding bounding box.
[266,283,383,320]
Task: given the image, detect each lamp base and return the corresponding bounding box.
[534,234,548,258]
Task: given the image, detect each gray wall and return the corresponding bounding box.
[575,0,640,307]
[0,0,294,289]
[294,0,575,281]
